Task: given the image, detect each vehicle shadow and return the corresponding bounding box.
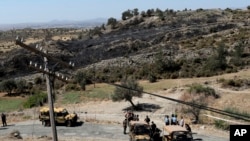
[74,121,84,127]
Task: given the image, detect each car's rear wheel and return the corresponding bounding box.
[66,120,72,127]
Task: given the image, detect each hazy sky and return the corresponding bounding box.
[0,0,249,24]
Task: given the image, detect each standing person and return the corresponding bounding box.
[1,113,7,127]
[151,121,157,134]
[171,114,177,125]
[164,115,170,125]
[179,116,184,127]
[123,118,127,134]
[185,123,192,132]
[135,115,139,121]
[144,115,150,124]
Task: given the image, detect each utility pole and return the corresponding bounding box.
[15,37,74,141]
[44,56,58,141]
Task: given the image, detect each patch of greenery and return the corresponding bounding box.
[62,92,81,104]
[224,107,250,119]
[84,86,114,100]
[23,92,47,108]
[221,79,245,87]
[65,83,80,91]
[188,83,219,98]
[0,99,25,112]
[214,120,230,130]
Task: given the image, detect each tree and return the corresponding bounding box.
[204,45,227,72]
[111,76,143,109]
[107,17,118,29]
[247,5,250,10]
[16,79,27,94]
[122,10,133,20]
[74,71,89,91]
[133,8,139,16]
[0,79,17,95]
[179,84,218,123]
[230,42,244,66]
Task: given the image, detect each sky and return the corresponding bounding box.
[0,0,249,24]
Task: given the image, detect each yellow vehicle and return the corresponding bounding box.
[39,107,78,127]
[129,121,151,141]
[162,125,194,141]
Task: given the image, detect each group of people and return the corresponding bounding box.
[164,114,191,132]
[1,113,7,127]
[123,111,140,134]
[164,114,182,126]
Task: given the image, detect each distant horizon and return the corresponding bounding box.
[0,0,249,25]
[0,17,108,25]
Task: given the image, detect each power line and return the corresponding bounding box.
[108,83,250,123]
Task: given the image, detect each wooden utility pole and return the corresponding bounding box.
[44,56,58,141]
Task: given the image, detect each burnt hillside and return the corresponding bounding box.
[0,8,250,81]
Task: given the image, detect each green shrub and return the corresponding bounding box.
[148,74,157,83]
[23,92,47,108]
[188,84,219,98]
[65,83,80,91]
[62,92,81,104]
[224,107,250,119]
[214,120,230,130]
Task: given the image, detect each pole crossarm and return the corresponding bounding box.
[28,64,72,83]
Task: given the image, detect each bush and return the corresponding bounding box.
[148,74,157,83]
[23,92,47,108]
[221,79,244,87]
[224,107,250,119]
[188,84,219,98]
[214,120,230,130]
[65,83,80,91]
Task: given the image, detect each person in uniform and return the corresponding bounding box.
[1,113,7,127]
[123,118,127,134]
[144,115,150,124]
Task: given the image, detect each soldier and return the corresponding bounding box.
[1,113,7,127]
[151,121,157,134]
[123,118,127,134]
[144,115,150,124]
[185,123,192,132]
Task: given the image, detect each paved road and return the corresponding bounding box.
[0,120,229,141]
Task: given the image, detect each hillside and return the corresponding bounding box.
[0,8,249,81]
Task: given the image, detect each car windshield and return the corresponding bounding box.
[134,124,150,135]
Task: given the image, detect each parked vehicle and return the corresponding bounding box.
[39,107,78,127]
[129,121,151,141]
[162,125,195,141]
